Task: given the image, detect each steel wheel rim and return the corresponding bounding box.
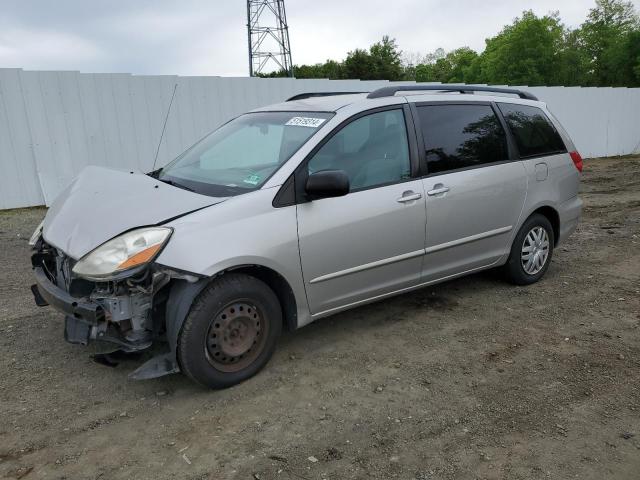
[521,226,550,275]
[204,301,267,373]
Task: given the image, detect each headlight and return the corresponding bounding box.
[29,220,45,246]
[72,227,172,280]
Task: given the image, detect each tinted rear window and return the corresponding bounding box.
[416,104,508,174]
[498,103,566,158]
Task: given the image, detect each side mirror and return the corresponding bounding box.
[305,170,350,199]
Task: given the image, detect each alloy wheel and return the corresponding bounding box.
[521,226,550,275]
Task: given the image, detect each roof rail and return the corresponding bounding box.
[287,91,366,101]
[366,85,538,101]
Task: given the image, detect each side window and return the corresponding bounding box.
[307,109,411,191]
[498,103,566,158]
[417,104,508,174]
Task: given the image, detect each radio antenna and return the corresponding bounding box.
[152,82,178,171]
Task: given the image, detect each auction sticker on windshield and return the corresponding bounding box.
[285,117,326,128]
[243,174,261,186]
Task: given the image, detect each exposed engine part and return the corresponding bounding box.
[89,272,171,347]
[33,240,204,362]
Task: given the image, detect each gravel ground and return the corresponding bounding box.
[1,156,639,480]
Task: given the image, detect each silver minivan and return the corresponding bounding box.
[30,85,583,388]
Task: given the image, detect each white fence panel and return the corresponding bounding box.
[0,69,44,207]
[0,68,639,209]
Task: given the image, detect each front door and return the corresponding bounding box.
[413,103,528,281]
[296,107,427,315]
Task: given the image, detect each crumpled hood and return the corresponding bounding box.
[43,166,226,259]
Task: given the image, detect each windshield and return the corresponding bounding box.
[157,111,334,197]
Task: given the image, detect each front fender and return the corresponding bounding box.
[157,259,309,377]
[156,188,311,327]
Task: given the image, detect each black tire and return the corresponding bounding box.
[177,273,282,389]
[503,213,555,285]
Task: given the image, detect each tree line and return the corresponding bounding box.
[259,0,640,87]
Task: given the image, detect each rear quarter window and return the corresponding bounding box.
[498,103,567,158]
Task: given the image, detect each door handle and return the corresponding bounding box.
[427,186,450,196]
[396,192,422,203]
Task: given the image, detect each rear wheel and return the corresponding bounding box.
[504,214,554,285]
[177,273,282,389]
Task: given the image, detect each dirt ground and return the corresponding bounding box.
[1,156,639,480]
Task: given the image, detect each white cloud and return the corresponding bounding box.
[0,28,103,70]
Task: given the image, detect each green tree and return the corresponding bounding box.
[414,48,446,82]
[444,47,479,82]
[293,60,345,79]
[555,29,590,86]
[626,30,640,84]
[414,47,479,83]
[413,48,443,82]
[343,48,374,80]
[289,36,405,81]
[580,0,640,85]
[292,64,324,78]
[321,60,345,79]
[611,29,640,85]
[368,36,404,80]
[343,36,404,80]
[255,69,289,78]
[475,11,565,85]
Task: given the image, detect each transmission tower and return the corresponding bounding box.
[247,0,293,77]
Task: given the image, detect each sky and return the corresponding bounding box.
[0,0,639,77]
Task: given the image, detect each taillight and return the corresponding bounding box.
[569,151,583,172]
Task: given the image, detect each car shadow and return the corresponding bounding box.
[278,267,508,348]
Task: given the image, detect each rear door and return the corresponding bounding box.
[412,102,528,281]
[295,106,427,315]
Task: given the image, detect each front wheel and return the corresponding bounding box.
[503,214,554,285]
[177,273,282,389]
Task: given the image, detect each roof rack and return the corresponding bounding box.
[287,91,366,101]
[366,85,538,101]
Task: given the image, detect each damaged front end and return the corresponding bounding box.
[30,237,200,379]
[27,166,227,380]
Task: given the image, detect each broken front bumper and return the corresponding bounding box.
[30,251,156,351]
[32,266,105,325]
[30,244,204,380]
[31,245,188,380]
[32,266,106,345]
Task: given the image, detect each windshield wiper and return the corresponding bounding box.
[157,178,195,192]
